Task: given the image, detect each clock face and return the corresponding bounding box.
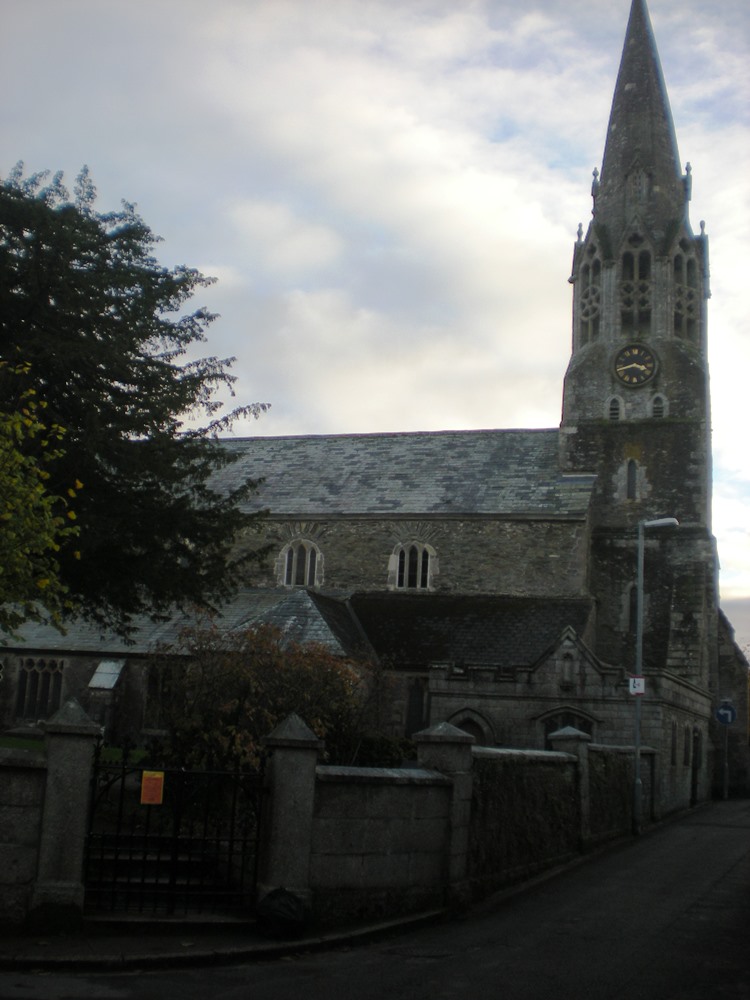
[614,344,657,385]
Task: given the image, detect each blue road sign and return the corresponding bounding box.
[715,703,737,725]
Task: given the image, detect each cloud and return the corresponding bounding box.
[227,200,344,278]
[1,0,748,600]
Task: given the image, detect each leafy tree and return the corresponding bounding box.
[0,164,268,632]
[148,623,371,770]
[0,362,79,636]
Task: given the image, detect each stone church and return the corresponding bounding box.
[1,0,748,809]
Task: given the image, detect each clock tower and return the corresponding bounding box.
[560,0,716,678]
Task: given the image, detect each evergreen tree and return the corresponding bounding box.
[0,362,79,636]
[0,164,268,632]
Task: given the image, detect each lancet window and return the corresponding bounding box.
[620,237,651,338]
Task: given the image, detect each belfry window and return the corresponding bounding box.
[396,543,431,589]
[282,540,321,587]
[15,659,63,720]
[674,252,699,341]
[620,242,651,338]
[608,397,622,421]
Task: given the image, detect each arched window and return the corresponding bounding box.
[651,395,666,419]
[560,653,576,690]
[683,725,692,766]
[608,397,622,421]
[627,459,638,500]
[15,659,63,720]
[282,540,321,587]
[397,543,431,589]
[578,251,601,346]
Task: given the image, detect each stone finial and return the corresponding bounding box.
[683,161,692,202]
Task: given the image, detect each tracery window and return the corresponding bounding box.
[621,238,651,338]
[282,540,321,587]
[396,543,431,590]
[15,659,63,720]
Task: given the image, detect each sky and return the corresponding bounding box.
[2,0,749,640]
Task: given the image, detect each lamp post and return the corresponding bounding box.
[633,516,679,835]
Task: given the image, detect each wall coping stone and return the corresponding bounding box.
[0,747,46,769]
[316,765,451,785]
[472,746,574,762]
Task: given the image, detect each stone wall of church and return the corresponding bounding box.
[246,516,590,596]
[561,419,710,529]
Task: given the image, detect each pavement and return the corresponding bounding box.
[0,909,446,972]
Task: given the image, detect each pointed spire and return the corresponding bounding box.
[595,0,686,242]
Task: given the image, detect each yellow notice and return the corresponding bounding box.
[140,770,165,805]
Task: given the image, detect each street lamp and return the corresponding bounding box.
[633,517,679,835]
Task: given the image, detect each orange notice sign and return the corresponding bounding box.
[140,770,165,805]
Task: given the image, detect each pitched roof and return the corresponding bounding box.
[1,589,352,657]
[346,593,595,669]
[214,429,595,519]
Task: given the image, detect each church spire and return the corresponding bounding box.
[594,0,688,243]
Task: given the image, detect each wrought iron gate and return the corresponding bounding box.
[85,749,265,916]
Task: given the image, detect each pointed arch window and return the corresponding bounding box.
[282,540,321,587]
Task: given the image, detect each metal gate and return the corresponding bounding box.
[85,748,265,916]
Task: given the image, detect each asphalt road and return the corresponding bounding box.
[2,799,748,1000]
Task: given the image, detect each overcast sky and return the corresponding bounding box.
[2,0,749,629]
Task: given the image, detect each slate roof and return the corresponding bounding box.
[346,593,595,670]
[214,429,595,519]
[2,590,355,658]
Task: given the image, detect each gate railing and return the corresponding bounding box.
[85,748,265,916]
